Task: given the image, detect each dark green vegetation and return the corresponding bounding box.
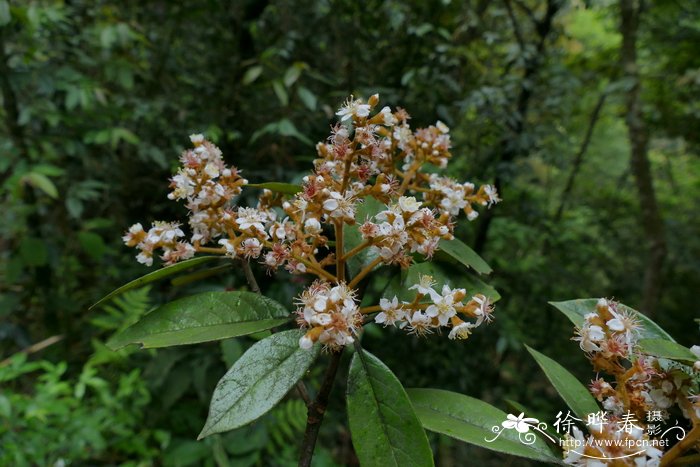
[1,1,698,465]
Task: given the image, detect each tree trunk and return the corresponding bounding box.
[619,0,667,317]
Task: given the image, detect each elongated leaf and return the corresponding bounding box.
[199,330,319,438]
[25,172,59,198]
[406,388,560,463]
[526,345,598,421]
[91,256,224,309]
[347,351,434,467]
[108,291,291,350]
[438,238,492,275]
[549,299,675,342]
[246,182,302,195]
[638,339,697,365]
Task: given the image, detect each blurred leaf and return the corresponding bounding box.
[272,80,288,106]
[242,66,263,85]
[297,86,317,111]
[277,118,313,145]
[91,256,224,309]
[406,388,559,463]
[638,339,697,365]
[24,172,58,199]
[107,291,291,350]
[199,330,319,438]
[283,64,302,88]
[246,182,302,195]
[526,345,598,421]
[78,231,107,260]
[0,1,10,26]
[347,350,434,467]
[549,299,675,341]
[438,238,492,275]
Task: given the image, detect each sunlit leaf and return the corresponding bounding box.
[107,291,291,349]
[198,330,319,438]
[438,238,492,275]
[91,256,224,309]
[638,339,697,365]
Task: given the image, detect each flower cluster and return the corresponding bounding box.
[295,281,362,351]
[564,424,662,467]
[564,298,700,465]
[374,274,494,339]
[573,299,693,420]
[122,221,194,266]
[123,94,500,350]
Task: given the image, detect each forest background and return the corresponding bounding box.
[1,0,698,465]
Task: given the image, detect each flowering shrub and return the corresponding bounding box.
[100,94,503,465]
[527,299,700,466]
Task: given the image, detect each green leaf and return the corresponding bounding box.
[78,231,107,260]
[199,330,319,438]
[242,66,263,85]
[24,172,58,199]
[406,388,560,464]
[437,238,492,275]
[638,339,697,365]
[549,299,675,342]
[272,80,288,106]
[526,345,598,421]
[344,196,386,278]
[276,118,313,146]
[0,1,10,26]
[347,351,434,467]
[90,256,223,309]
[297,86,317,111]
[246,182,302,195]
[108,291,291,350]
[283,65,302,88]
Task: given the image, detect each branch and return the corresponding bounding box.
[298,350,343,467]
[240,259,260,294]
[0,335,64,367]
[554,91,608,222]
[504,0,526,52]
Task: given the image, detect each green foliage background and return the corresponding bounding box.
[0,0,698,465]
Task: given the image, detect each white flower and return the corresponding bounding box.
[189,133,204,144]
[409,274,436,296]
[336,96,371,121]
[299,335,314,350]
[435,120,449,134]
[218,238,237,257]
[375,297,405,326]
[236,207,267,232]
[304,217,322,234]
[397,196,422,213]
[574,324,605,353]
[136,251,153,266]
[379,106,397,126]
[483,185,500,206]
[241,238,262,258]
[425,286,457,326]
[448,322,474,340]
